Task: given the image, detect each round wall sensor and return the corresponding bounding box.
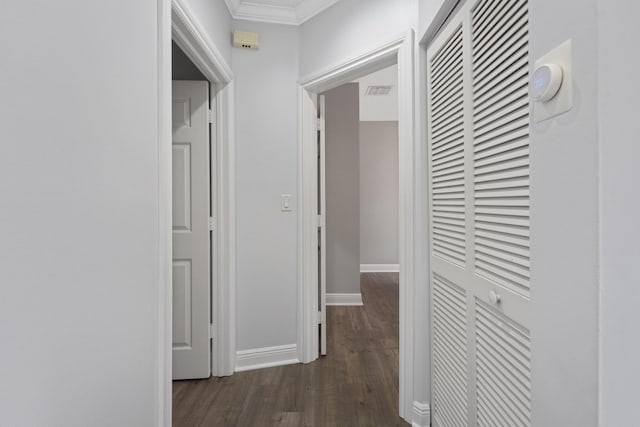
[530,63,563,102]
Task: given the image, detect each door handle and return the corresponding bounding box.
[489,290,501,305]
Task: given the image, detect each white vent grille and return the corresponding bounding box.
[475,300,531,427]
[472,0,530,297]
[430,25,466,268]
[364,85,393,96]
[432,274,469,427]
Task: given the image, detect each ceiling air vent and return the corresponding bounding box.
[365,85,393,96]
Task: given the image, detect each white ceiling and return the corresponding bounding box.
[225,0,341,25]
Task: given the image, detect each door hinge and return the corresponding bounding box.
[209,323,215,340]
[317,311,325,325]
[208,217,215,231]
[316,215,325,228]
[316,118,321,131]
[208,109,214,124]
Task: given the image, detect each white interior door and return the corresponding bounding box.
[318,94,327,356]
[427,0,532,425]
[172,80,211,380]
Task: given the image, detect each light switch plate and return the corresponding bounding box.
[532,39,573,123]
[280,194,292,212]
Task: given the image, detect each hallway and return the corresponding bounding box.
[172,272,408,426]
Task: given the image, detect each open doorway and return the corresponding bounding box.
[320,64,400,311]
[297,32,420,421]
[319,64,402,418]
[160,2,237,421]
[171,41,213,380]
[168,0,237,386]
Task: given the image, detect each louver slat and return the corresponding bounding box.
[432,274,469,427]
[475,301,532,427]
[472,0,531,297]
[431,25,466,268]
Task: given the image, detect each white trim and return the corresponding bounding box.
[235,344,300,372]
[157,0,172,425]
[419,0,460,45]
[171,0,236,379]
[157,7,236,420]
[299,36,402,91]
[297,86,318,365]
[224,0,340,26]
[412,401,431,427]
[297,30,417,423]
[326,293,363,306]
[211,81,237,377]
[412,29,433,425]
[172,0,233,85]
[360,264,400,273]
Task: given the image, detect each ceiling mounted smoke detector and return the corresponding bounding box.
[365,85,393,96]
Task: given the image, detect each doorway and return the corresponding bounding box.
[169,0,237,380]
[171,42,213,380]
[319,65,402,417]
[297,32,423,421]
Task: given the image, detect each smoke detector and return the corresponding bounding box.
[365,85,393,96]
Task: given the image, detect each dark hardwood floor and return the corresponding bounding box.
[173,272,408,427]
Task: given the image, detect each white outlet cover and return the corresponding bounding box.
[532,39,573,123]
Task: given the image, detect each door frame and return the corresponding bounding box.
[158,0,236,424]
[296,30,419,421]
[171,0,236,379]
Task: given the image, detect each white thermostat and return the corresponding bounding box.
[531,63,563,102]
[531,39,573,123]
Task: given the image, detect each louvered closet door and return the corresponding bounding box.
[427,1,531,426]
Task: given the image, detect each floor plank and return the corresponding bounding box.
[173,272,409,426]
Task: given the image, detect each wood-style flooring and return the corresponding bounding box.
[173,272,408,427]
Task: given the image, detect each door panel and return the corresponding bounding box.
[172,259,193,349]
[172,143,192,232]
[428,0,531,425]
[172,80,211,380]
[432,274,469,427]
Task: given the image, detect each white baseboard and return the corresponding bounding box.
[412,401,431,427]
[360,263,400,273]
[235,344,299,372]
[326,293,363,306]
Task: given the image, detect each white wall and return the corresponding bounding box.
[418,0,449,42]
[325,83,361,295]
[360,122,399,265]
[299,0,418,77]
[356,65,399,122]
[232,21,299,351]
[182,0,233,65]
[598,2,640,426]
[529,1,600,425]
[0,1,162,425]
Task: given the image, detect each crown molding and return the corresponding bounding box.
[225,0,341,26]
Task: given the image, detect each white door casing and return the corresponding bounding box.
[172,80,211,380]
[298,32,417,421]
[427,0,532,426]
[318,94,327,357]
[159,1,237,423]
